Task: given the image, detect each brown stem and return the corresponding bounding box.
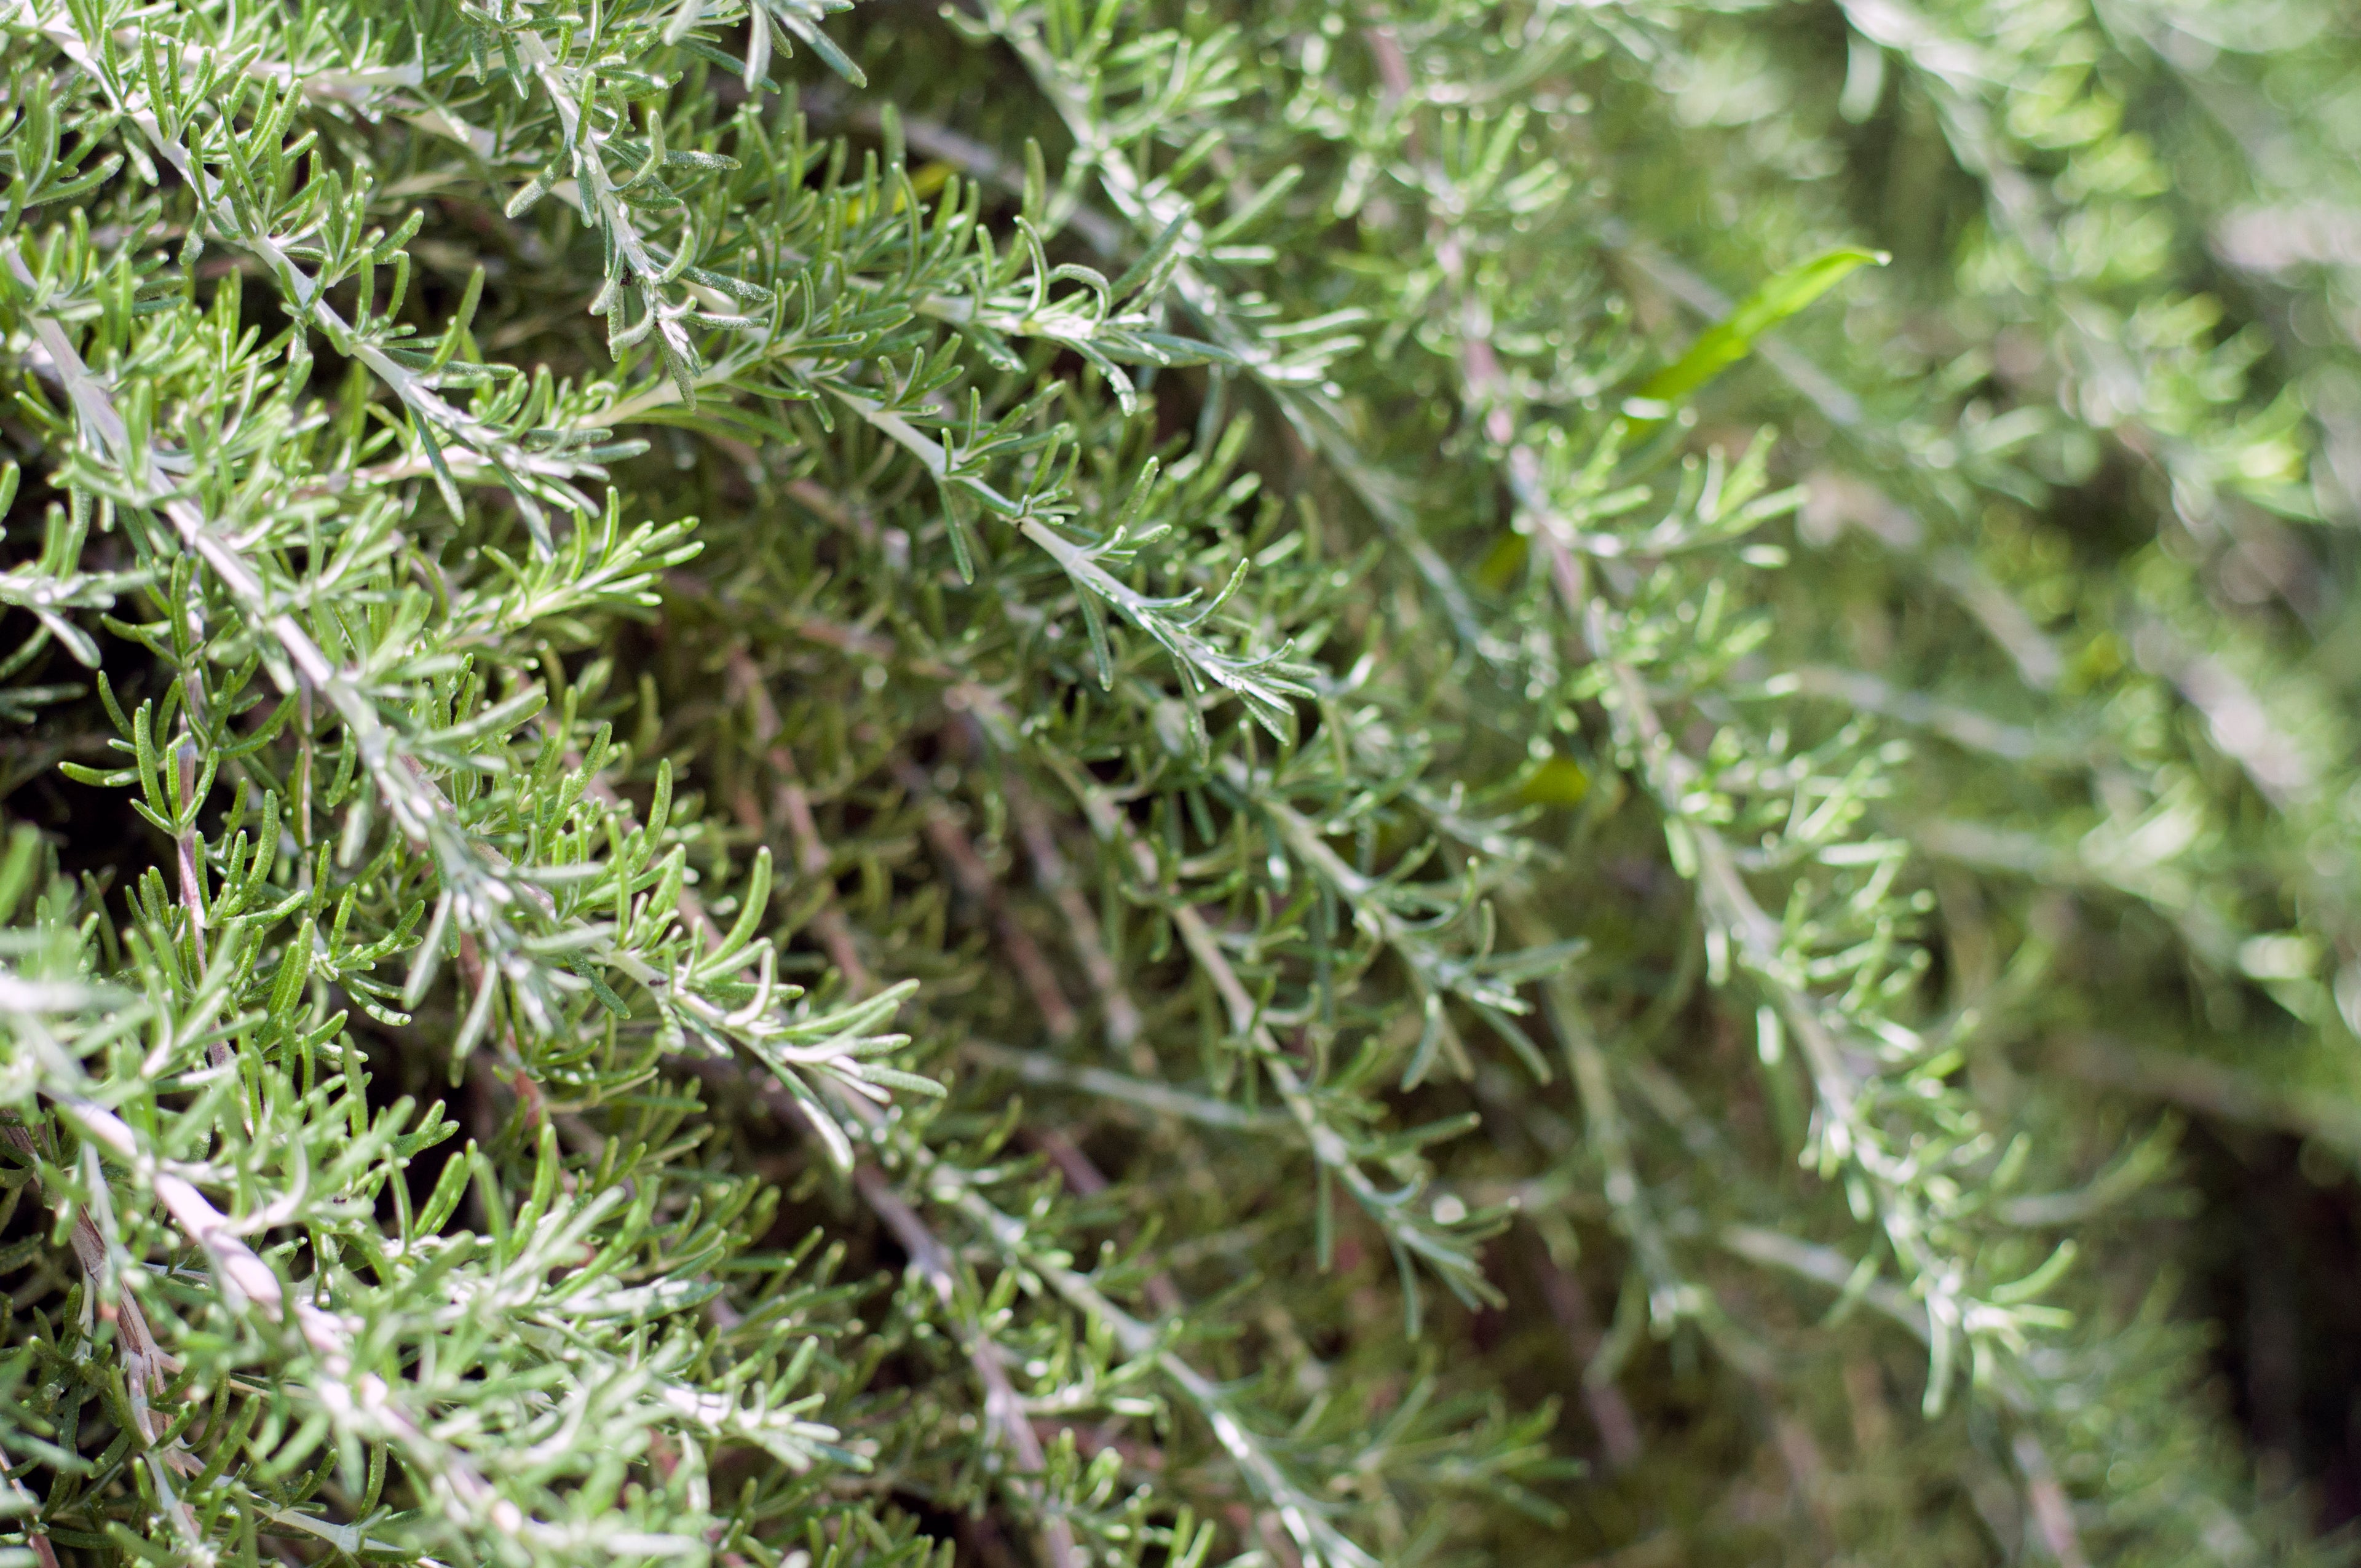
[1527,1239,1642,1471]
[1365,25,1413,102]
[2011,1430,2090,1568]
[724,651,872,994]
[293,678,316,852]
[894,759,1078,1042]
[1001,767,1143,1056]
[859,1168,1083,1568]
[1227,1504,1303,1568]
[1,1117,202,1550]
[670,1047,1085,1568]
[1754,1374,1837,1550]
[454,933,547,1133]
[597,711,1080,1568]
[797,87,1126,259]
[0,1444,59,1568]
[173,738,215,996]
[1028,1129,1182,1317]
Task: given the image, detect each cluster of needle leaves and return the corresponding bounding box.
[3,0,2360,1564]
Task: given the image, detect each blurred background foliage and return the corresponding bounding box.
[7,0,2361,1562]
[1547,0,2361,1548]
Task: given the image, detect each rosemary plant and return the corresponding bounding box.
[2,0,2356,1562]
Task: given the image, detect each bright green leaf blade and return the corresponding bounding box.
[1635,246,1888,408]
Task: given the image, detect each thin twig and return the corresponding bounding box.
[2,1118,205,1550]
[12,1092,515,1535]
[2011,1430,2090,1568]
[666,844,1374,1567]
[678,604,1381,1566]
[894,758,1079,1042]
[1000,764,1142,1055]
[724,651,873,992]
[173,740,209,976]
[1028,1129,1182,1316]
[1042,750,1493,1325]
[962,1041,1290,1131]
[454,933,548,1134]
[628,744,1085,1568]
[0,1444,59,1568]
[1527,1237,1642,1471]
[1755,1374,1837,1550]
[858,1170,1085,1568]
[797,85,1126,258]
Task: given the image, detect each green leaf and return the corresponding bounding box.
[1515,756,1591,808]
[1633,247,1888,411]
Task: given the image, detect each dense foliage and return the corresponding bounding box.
[3,0,2359,1562]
